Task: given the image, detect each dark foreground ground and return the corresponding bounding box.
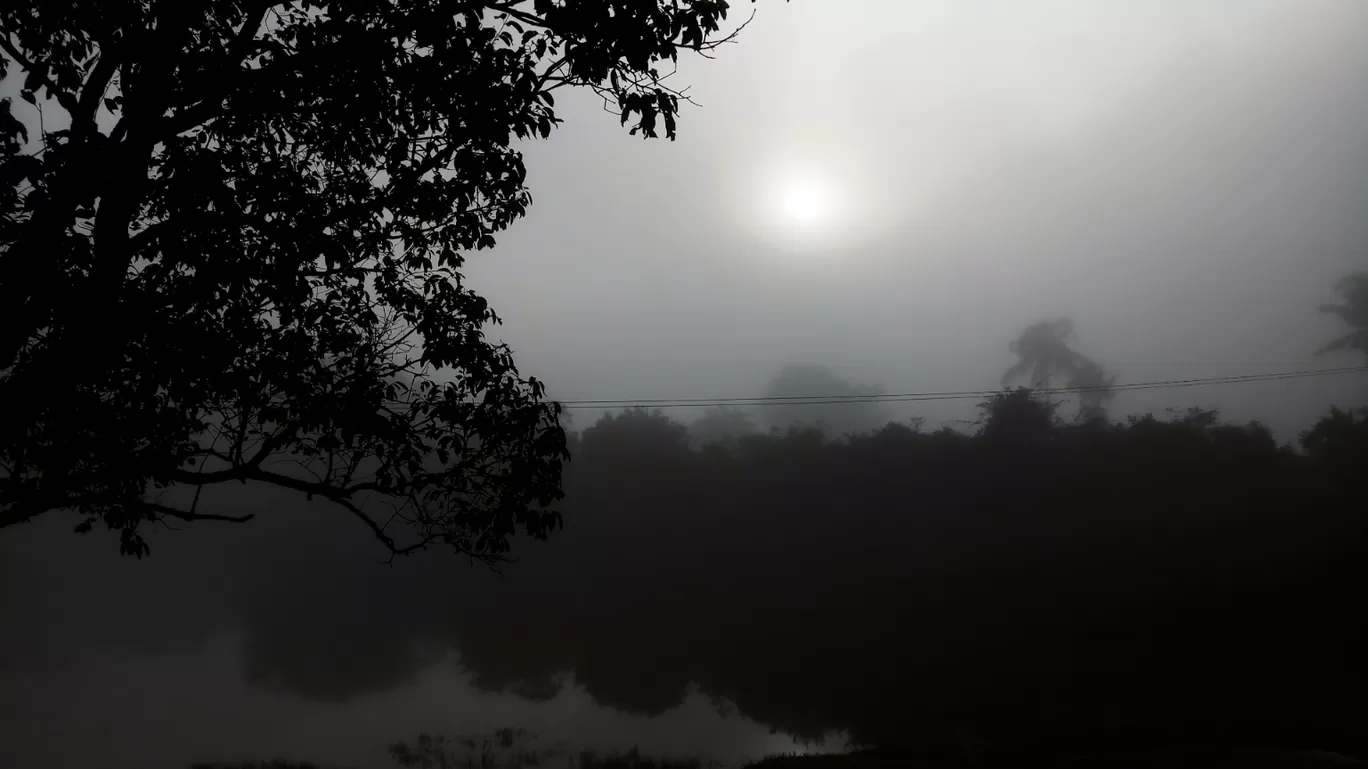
[187,741,1366,769]
[745,747,1363,769]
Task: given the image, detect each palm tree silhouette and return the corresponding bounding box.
[1316,272,1368,362]
[1002,318,1116,421]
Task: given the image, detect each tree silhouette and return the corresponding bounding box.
[976,388,1057,447]
[1300,405,1368,491]
[1316,272,1368,361]
[192,728,717,769]
[190,763,337,769]
[0,1,758,559]
[444,400,1368,761]
[760,363,887,438]
[1002,318,1116,421]
[688,406,757,450]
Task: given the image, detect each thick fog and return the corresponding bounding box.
[3,2,1367,769]
[469,0,1367,436]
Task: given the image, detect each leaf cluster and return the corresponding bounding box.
[0,1,755,559]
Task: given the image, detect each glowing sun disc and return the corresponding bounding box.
[781,180,829,224]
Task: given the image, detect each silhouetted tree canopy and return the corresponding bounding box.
[688,406,757,450]
[0,0,757,558]
[759,363,888,438]
[1002,318,1116,421]
[26,394,1362,765]
[1317,272,1368,360]
[441,398,1368,762]
[1300,405,1368,490]
[191,763,337,769]
[192,728,721,769]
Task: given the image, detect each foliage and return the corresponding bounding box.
[192,728,725,769]
[1316,271,1368,360]
[580,407,693,461]
[687,405,758,450]
[389,728,547,769]
[0,0,758,559]
[1002,318,1116,421]
[757,363,888,438]
[190,762,341,769]
[447,397,1368,763]
[974,388,1058,446]
[387,730,716,769]
[1300,405,1368,491]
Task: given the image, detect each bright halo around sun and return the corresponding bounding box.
[754,170,850,253]
[729,147,889,258]
[781,179,830,225]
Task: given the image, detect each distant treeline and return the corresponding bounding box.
[450,392,1368,762]
[192,729,726,769]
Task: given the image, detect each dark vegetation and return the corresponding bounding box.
[387,730,723,769]
[747,748,1365,769]
[192,728,726,769]
[0,0,763,560]
[446,392,1368,764]
[185,381,1368,769]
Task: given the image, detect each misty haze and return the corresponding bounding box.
[2,2,1366,769]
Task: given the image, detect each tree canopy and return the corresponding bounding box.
[1317,271,1368,361]
[447,398,1367,761]
[687,405,757,450]
[759,362,888,438]
[1002,318,1116,421]
[0,0,760,559]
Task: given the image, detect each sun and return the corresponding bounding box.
[781,179,829,225]
[739,162,869,255]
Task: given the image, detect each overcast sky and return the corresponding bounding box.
[3,2,1368,768]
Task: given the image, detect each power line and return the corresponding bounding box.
[551,365,1368,410]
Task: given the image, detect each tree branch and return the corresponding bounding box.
[484,3,552,31]
[153,1,269,138]
[146,502,254,524]
[0,32,71,105]
[74,47,120,141]
[163,8,424,141]
[235,463,433,558]
[231,3,274,62]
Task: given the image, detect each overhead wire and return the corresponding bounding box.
[548,365,1368,410]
